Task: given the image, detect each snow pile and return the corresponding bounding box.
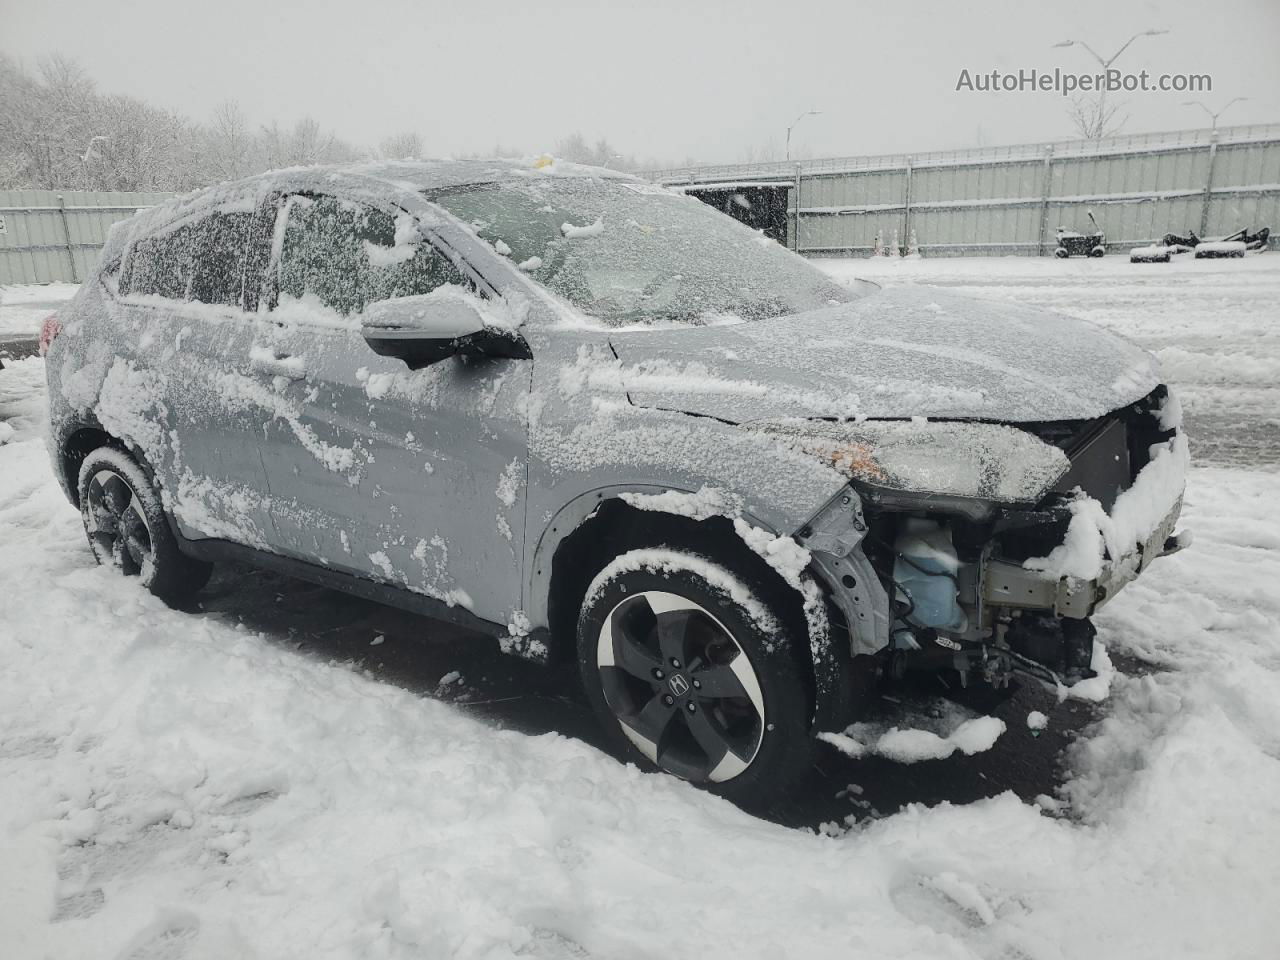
[1062,637,1117,702]
[0,282,79,335]
[1129,245,1172,262]
[362,212,420,267]
[732,518,811,588]
[1025,433,1190,580]
[560,217,605,239]
[821,715,1007,763]
[1194,240,1247,258]
[584,548,779,634]
[355,366,396,399]
[618,485,743,520]
[93,358,171,469]
[248,345,306,380]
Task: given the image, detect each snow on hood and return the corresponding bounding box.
[606,286,1160,423]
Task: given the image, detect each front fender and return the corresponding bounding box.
[523,482,784,632]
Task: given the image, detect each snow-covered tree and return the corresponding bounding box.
[379,132,424,160]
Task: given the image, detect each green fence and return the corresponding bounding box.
[650,123,1280,256]
[0,189,174,285]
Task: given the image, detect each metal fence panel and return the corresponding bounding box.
[657,123,1280,256]
[0,189,173,285]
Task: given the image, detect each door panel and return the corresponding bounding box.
[112,202,278,548]
[252,191,532,625]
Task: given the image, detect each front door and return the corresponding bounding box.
[251,191,531,627]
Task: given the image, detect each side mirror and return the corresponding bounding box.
[361,292,531,368]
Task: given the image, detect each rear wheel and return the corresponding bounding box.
[577,548,811,806]
[78,446,211,605]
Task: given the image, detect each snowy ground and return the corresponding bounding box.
[2,257,1279,959]
[0,282,78,336]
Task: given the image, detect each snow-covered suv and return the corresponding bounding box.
[42,160,1189,805]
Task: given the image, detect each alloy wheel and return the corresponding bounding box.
[85,468,154,578]
[597,590,766,783]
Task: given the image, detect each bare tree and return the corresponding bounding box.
[1067,94,1126,141]
[205,100,252,181]
[0,53,372,191]
[554,132,593,163]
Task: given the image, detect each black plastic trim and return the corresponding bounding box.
[173,532,509,639]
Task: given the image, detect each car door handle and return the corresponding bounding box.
[249,346,306,381]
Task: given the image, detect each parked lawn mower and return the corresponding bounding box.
[1055,211,1106,258]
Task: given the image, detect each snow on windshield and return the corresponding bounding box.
[429,177,858,328]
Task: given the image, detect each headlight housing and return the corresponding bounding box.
[750,418,1070,504]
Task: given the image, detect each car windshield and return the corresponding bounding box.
[428,176,860,328]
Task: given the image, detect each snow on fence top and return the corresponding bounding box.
[645,122,1280,184]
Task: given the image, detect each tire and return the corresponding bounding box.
[1054,247,1069,259]
[77,446,212,605]
[577,548,811,807]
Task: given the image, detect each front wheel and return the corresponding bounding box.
[577,548,812,806]
[78,446,212,605]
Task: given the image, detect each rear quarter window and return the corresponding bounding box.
[119,208,254,307]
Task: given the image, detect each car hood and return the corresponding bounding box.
[606,285,1160,423]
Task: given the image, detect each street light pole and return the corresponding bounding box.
[1052,30,1168,138]
[1184,97,1248,131]
[785,110,821,162]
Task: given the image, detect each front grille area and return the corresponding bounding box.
[991,386,1176,564]
[1019,385,1175,512]
[1050,417,1130,511]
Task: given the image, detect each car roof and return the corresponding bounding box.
[102,157,643,262]
[330,158,640,192]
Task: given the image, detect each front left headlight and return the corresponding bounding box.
[750,418,1070,505]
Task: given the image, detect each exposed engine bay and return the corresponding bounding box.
[799,386,1190,692]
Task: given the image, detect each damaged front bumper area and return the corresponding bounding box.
[982,499,1187,620]
[796,385,1190,688]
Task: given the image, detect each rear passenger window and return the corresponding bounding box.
[119,209,253,307]
[275,195,466,317]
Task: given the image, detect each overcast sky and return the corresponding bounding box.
[4,0,1278,166]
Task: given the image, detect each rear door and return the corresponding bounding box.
[251,190,532,626]
[113,198,278,549]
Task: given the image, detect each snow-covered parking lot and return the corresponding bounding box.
[2,256,1279,959]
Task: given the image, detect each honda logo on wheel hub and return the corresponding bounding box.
[667,674,690,697]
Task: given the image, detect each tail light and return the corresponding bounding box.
[38,313,62,356]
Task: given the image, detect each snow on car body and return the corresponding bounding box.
[41,158,1189,804]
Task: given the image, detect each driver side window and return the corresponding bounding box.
[275,195,467,316]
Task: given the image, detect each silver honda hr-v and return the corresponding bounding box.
[43,159,1189,804]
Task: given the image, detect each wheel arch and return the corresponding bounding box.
[57,417,158,509]
[529,485,779,640]
[534,486,862,726]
